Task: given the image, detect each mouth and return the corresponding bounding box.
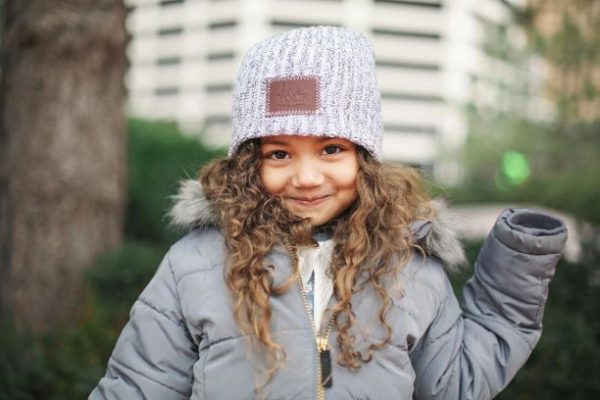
[287,195,331,207]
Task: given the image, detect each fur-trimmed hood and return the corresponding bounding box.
[167,180,466,271]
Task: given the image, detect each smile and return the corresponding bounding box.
[288,195,330,207]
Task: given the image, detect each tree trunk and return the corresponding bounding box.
[0,0,128,334]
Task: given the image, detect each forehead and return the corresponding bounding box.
[260,135,353,146]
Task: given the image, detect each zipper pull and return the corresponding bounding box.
[317,337,333,388]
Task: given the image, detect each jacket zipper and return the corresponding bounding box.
[284,241,336,400]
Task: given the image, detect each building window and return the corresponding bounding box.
[208,20,237,30]
[206,84,233,93]
[159,0,184,7]
[158,27,184,36]
[376,59,439,71]
[206,51,236,61]
[156,56,182,66]
[384,124,437,134]
[271,20,340,29]
[372,28,440,40]
[205,115,231,124]
[373,0,442,8]
[381,92,442,102]
[155,86,180,96]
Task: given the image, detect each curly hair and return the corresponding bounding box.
[199,138,434,381]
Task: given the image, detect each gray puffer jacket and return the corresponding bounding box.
[90,180,568,400]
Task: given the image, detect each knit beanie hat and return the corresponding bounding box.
[229,25,383,161]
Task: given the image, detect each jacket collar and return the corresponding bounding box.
[167,179,466,272]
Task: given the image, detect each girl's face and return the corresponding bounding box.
[259,135,359,227]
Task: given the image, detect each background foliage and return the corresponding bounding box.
[0,119,221,399]
[446,1,600,397]
[449,0,600,226]
[1,0,598,397]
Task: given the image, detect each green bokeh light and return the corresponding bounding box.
[500,150,531,186]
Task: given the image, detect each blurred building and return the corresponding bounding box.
[125,0,535,184]
[525,0,600,122]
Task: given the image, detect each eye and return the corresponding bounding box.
[266,150,289,160]
[323,145,343,155]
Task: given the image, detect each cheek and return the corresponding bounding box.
[340,170,359,190]
[259,165,287,195]
[335,159,359,192]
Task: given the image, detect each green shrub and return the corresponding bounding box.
[126,118,224,243]
[0,316,53,400]
[85,240,169,322]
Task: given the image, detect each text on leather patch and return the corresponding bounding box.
[266,76,320,116]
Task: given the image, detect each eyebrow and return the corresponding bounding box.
[261,139,289,146]
[317,136,341,142]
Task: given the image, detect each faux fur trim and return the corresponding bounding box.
[167,179,466,272]
[414,199,467,273]
[167,179,217,229]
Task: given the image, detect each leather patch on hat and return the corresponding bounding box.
[266,75,320,116]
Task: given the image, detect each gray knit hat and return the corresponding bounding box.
[229,25,383,161]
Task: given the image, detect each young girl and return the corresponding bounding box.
[90,26,568,399]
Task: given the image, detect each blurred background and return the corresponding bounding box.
[0,0,598,398]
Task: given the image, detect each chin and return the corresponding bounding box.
[307,215,332,227]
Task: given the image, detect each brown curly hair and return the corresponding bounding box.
[199,138,433,381]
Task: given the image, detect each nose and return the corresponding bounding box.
[292,158,324,188]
